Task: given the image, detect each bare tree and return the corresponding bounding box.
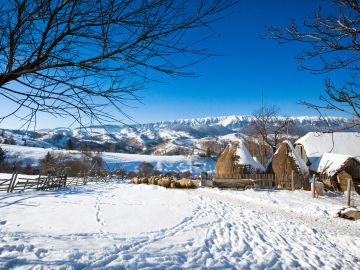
[0,0,236,128]
[269,0,360,126]
[249,105,293,163]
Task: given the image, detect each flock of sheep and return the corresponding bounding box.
[132,176,196,189]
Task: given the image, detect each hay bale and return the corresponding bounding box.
[336,171,355,192]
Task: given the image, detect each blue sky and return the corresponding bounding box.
[125,0,332,123]
[1,0,346,129]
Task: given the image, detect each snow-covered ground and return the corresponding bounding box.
[0,144,215,175]
[1,181,359,269]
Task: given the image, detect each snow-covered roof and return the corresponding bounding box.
[316,153,353,177]
[233,140,265,172]
[295,132,360,160]
[275,140,309,176]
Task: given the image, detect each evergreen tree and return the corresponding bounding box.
[40,152,55,174]
[0,147,5,163]
[66,139,73,150]
[206,147,212,157]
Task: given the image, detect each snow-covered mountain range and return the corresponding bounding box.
[0,115,357,156]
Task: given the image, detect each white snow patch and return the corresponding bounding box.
[233,140,265,172]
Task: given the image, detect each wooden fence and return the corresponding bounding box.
[213,174,275,189]
[274,171,305,190]
[0,172,115,194]
[212,173,307,190]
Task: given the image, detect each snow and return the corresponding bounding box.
[233,140,265,172]
[0,181,359,269]
[252,156,264,170]
[2,116,356,156]
[295,132,360,173]
[316,153,352,177]
[276,140,309,176]
[296,132,360,160]
[0,144,215,175]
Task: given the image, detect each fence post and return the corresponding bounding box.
[311,179,315,198]
[346,178,352,207]
[63,174,67,188]
[8,173,18,193]
[7,173,15,193]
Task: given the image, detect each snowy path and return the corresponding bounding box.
[0,182,359,269]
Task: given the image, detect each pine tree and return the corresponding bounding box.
[206,147,212,157]
[66,139,73,150]
[0,147,5,163]
[40,152,55,174]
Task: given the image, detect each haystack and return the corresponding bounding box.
[215,140,265,179]
[271,141,309,189]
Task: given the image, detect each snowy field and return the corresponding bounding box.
[0,144,215,175]
[1,182,360,269]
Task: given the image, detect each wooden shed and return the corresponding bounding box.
[317,153,360,193]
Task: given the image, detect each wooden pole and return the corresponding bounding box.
[347,178,352,207]
[311,175,315,198]
[291,170,295,191]
[7,173,15,193]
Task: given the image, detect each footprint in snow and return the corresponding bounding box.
[0,220,6,225]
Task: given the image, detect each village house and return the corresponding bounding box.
[294,132,360,192]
